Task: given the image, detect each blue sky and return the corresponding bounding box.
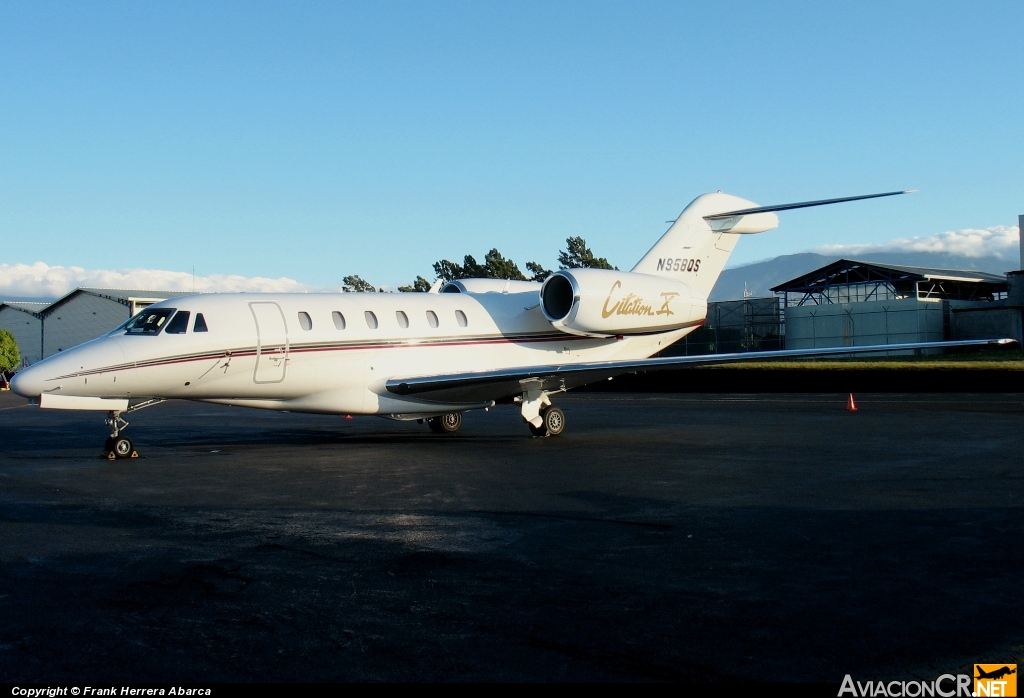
[1,0,1021,292]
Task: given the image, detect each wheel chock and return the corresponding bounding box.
[101,449,140,459]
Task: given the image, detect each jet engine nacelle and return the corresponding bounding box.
[540,268,707,337]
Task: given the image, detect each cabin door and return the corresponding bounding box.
[250,302,289,383]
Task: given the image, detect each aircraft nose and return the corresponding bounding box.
[10,364,44,398]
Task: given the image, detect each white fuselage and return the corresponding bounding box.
[13,289,696,416]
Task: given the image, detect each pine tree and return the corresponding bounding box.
[342,275,377,292]
[557,236,614,269]
[398,276,432,292]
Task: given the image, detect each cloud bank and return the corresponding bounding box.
[0,262,331,300]
[814,225,1020,259]
[4,225,1019,300]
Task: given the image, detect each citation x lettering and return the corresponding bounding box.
[10,190,1012,457]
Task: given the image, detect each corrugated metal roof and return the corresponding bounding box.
[856,261,1008,283]
[771,258,1009,292]
[74,287,193,299]
[40,287,196,315]
[0,301,50,313]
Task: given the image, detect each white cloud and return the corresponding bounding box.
[0,262,334,299]
[814,225,1020,259]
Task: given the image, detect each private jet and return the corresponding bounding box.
[11,190,1011,457]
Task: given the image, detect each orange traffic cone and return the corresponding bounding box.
[846,393,858,411]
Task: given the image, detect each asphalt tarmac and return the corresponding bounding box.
[1,389,1022,683]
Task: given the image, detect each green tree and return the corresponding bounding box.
[525,261,552,282]
[432,256,483,281]
[342,275,377,293]
[482,249,526,280]
[398,275,432,292]
[558,236,615,270]
[433,251,518,281]
[0,329,20,372]
[432,259,464,282]
[430,239,612,284]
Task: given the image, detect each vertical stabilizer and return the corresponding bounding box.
[632,192,778,299]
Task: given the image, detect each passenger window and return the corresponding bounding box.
[396,310,409,328]
[332,311,346,330]
[165,311,191,334]
[193,313,208,332]
[455,310,468,327]
[364,311,378,329]
[426,310,439,328]
[298,311,312,331]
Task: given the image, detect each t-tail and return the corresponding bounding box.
[632,190,912,299]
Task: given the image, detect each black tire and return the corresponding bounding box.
[112,436,134,459]
[541,406,565,436]
[427,412,462,434]
[104,436,115,452]
[528,406,566,437]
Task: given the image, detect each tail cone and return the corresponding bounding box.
[846,393,858,411]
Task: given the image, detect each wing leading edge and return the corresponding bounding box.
[703,190,913,220]
[385,338,1015,404]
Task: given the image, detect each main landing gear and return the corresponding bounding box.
[427,412,463,434]
[529,405,565,437]
[519,389,566,437]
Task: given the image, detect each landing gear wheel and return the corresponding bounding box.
[427,412,462,434]
[542,406,565,436]
[112,436,136,459]
[530,406,566,437]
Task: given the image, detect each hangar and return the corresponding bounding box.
[40,288,189,358]
[0,302,48,365]
[772,259,1019,350]
[0,288,188,365]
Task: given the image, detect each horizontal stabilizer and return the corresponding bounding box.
[704,190,913,221]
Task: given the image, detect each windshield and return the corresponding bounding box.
[123,308,176,335]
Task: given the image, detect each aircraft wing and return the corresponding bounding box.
[385,338,1014,405]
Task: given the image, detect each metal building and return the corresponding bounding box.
[39,288,186,359]
[0,302,48,366]
[772,259,1012,350]
[661,296,783,356]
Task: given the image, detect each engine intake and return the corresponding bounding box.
[540,268,705,337]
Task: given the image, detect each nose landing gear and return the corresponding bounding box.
[100,399,164,460]
[103,411,138,460]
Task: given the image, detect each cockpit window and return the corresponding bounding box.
[165,311,191,334]
[124,308,176,335]
[194,313,208,332]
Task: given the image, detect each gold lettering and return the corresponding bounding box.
[601,280,658,319]
[601,280,623,318]
[657,292,679,316]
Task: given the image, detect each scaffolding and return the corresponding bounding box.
[663,297,783,356]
